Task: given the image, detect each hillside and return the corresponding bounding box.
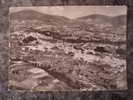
[10,10,71,25]
[77,14,126,27]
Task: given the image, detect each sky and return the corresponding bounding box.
[10,6,127,19]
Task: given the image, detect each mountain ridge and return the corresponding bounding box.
[10,10,71,25]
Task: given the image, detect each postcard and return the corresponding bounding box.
[9,6,127,91]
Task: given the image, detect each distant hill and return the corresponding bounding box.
[77,14,110,21]
[77,14,126,26]
[10,10,126,27]
[10,10,71,25]
[111,15,126,27]
[77,14,111,23]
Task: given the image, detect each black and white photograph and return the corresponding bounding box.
[9,6,127,91]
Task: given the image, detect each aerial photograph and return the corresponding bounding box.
[9,6,127,91]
